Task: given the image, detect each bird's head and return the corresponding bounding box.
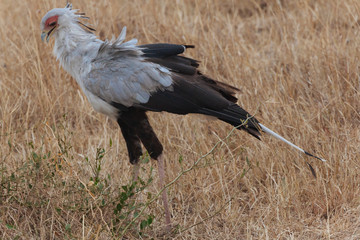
[40,3,94,42]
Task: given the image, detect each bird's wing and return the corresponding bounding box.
[85,28,175,107]
[135,44,261,138]
[140,43,240,102]
[86,40,260,138]
[85,48,173,107]
[135,44,241,112]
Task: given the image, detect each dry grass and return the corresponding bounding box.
[1,0,360,239]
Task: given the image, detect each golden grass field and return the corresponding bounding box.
[1,0,359,239]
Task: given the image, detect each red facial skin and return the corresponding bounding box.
[44,15,59,31]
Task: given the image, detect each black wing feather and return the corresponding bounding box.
[116,43,261,139]
[140,43,239,102]
[136,75,261,139]
[140,43,193,58]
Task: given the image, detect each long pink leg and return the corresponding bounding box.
[131,163,140,221]
[132,163,140,182]
[157,154,171,232]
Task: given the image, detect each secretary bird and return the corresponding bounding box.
[41,3,325,231]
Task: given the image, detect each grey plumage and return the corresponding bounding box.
[87,48,173,107]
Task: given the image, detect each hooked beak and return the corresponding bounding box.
[41,26,56,42]
[41,32,48,42]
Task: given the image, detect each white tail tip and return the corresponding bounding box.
[258,123,326,162]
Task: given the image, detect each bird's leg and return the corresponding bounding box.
[132,162,140,182]
[120,110,172,232]
[117,119,143,182]
[138,131,172,231]
[156,154,171,232]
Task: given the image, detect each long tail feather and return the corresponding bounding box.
[259,123,326,162]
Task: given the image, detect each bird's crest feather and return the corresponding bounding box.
[65,2,96,32]
[96,27,139,61]
[65,2,72,10]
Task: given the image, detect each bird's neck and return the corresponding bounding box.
[53,23,101,80]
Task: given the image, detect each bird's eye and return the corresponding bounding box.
[49,21,56,27]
